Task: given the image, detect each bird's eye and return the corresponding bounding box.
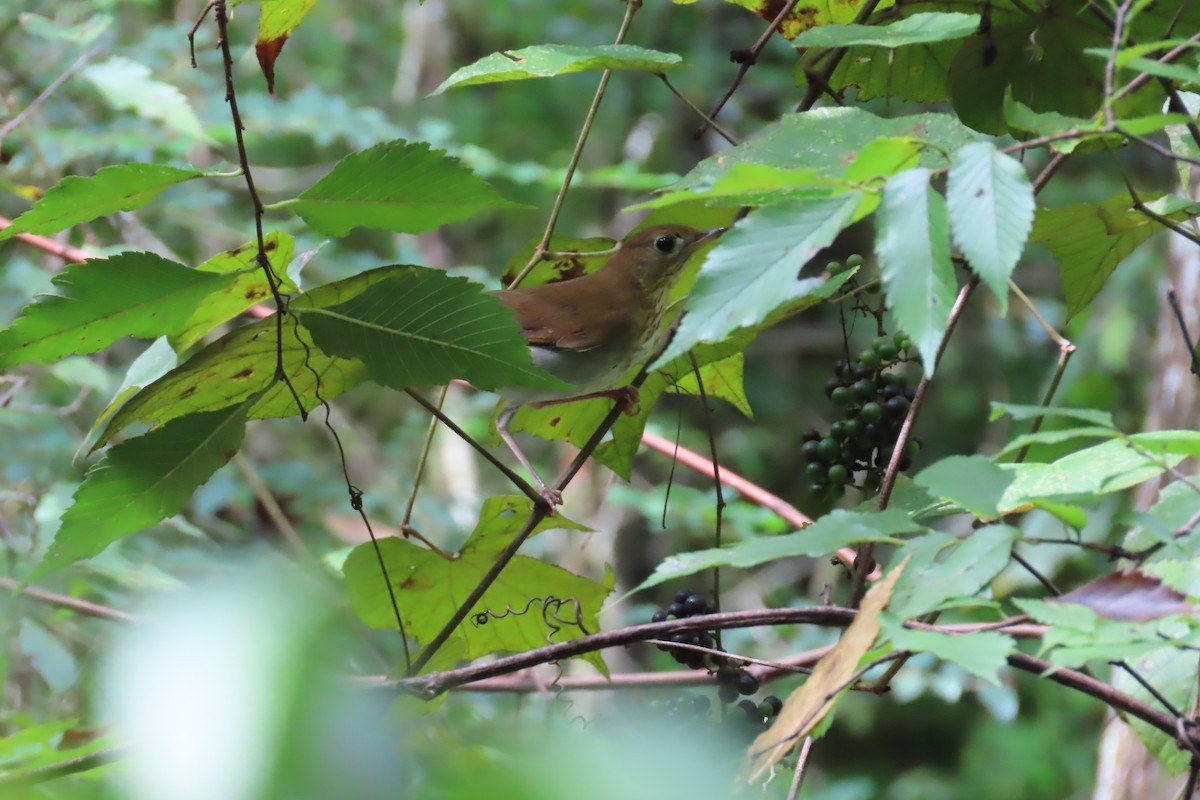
[654,235,676,254]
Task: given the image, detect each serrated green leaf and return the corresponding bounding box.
[822,38,960,104]
[298,266,568,393]
[989,402,1116,428]
[627,508,922,595]
[30,399,252,581]
[888,525,1018,619]
[914,455,1013,519]
[0,253,237,368]
[344,496,610,673]
[793,12,980,48]
[257,0,317,39]
[170,232,297,352]
[884,621,1014,685]
[1032,193,1200,318]
[999,438,1187,513]
[628,164,839,212]
[287,140,524,237]
[81,337,178,456]
[434,44,682,94]
[0,164,204,240]
[83,57,209,141]
[995,426,1119,459]
[1114,647,1198,776]
[669,109,980,192]
[505,334,751,481]
[96,267,409,447]
[653,195,860,368]
[876,168,957,374]
[946,142,1034,313]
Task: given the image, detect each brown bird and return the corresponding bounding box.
[493,223,725,507]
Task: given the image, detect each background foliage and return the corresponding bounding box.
[3,0,1200,798]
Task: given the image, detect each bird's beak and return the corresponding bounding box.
[696,226,727,246]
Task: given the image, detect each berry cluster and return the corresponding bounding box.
[652,589,717,670]
[735,695,783,733]
[803,334,921,501]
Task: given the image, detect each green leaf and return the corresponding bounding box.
[668,109,980,192]
[169,232,298,352]
[434,44,683,93]
[667,352,753,418]
[96,267,411,447]
[344,496,609,673]
[914,455,1013,519]
[653,194,860,368]
[0,252,237,368]
[946,142,1034,313]
[627,508,923,595]
[30,400,252,581]
[83,57,209,141]
[1032,193,1200,318]
[628,164,838,212]
[994,426,1119,460]
[82,337,178,455]
[875,168,957,374]
[792,12,980,48]
[888,525,1018,619]
[505,334,751,481]
[999,438,1187,513]
[501,234,615,287]
[883,622,1014,685]
[989,402,1116,428]
[297,266,569,393]
[0,164,204,240]
[287,140,524,237]
[823,38,961,104]
[1114,647,1199,776]
[257,0,317,39]
[1002,94,1106,153]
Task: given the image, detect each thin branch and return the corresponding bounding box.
[0,215,91,264]
[401,383,450,533]
[507,0,642,289]
[850,276,979,607]
[1102,1,1136,128]
[234,454,308,557]
[0,576,137,623]
[697,0,804,136]
[689,351,726,650]
[785,737,814,800]
[796,0,886,113]
[404,388,543,506]
[0,44,101,142]
[1008,279,1077,464]
[0,746,127,788]
[408,333,670,675]
[658,74,738,146]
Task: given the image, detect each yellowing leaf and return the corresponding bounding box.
[746,556,909,780]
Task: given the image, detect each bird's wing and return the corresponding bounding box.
[493,280,635,352]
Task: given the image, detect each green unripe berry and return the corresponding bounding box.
[860,402,884,423]
[846,254,864,268]
[828,464,849,485]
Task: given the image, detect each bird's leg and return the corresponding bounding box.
[530,385,641,417]
[497,406,562,511]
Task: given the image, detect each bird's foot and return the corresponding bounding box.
[538,486,563,514]
[611,385,640,416]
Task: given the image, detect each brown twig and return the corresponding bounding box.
[849,276,980,607]
[696,0,804,137]
[0,576,137,623]
[507,0,642,289]
[0,215,91,264]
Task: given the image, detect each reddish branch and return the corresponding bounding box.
[0,215,90,264]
